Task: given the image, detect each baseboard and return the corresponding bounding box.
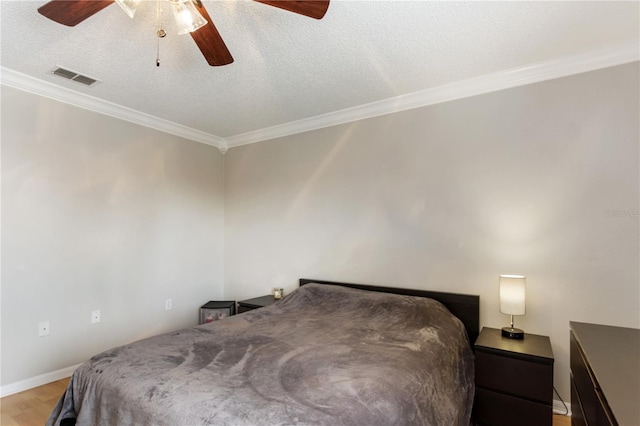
[0,364,80,397]
[553,398,572,416]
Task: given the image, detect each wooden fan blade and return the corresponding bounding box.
[190,1,234,66]
[254,0,329,19]
[38,0,114,27]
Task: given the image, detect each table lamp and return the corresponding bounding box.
[499,274,526,339]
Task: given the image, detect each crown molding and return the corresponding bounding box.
[0,67,226,149]
[225,39,639,148]
[2,40,638,151]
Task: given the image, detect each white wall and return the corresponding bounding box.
[1,86,225,387]
[1,62,637,402]
[224,63,640,402]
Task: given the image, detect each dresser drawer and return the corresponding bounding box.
[474,387,552,426]
[570,333,615,426]
[475,350,553,403]
[570,376,587,426]
[237,305,253,313]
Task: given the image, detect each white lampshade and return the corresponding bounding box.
[115,0,141,18]
[169,0,208,35]
[499,275,526,316]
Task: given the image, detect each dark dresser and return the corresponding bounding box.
[473,327,554,426]
[570,322,640,426]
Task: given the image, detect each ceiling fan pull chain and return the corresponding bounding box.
[156,35,162,67]
[156,0,166,66]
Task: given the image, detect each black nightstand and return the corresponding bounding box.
[237,295,277,313]
[199,300,235,324]
[473,327,554,426]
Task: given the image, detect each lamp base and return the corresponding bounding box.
[502,327,524,339]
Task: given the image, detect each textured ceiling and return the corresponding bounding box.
[1,1,639,146]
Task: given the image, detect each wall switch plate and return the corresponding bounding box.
[91,310,101,324]
[38,321,50,337]
[165,299,172,310]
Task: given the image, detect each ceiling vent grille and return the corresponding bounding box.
[51,66,100,87]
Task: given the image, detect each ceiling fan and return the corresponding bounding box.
[37,0,330,66]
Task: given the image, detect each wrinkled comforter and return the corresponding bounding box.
[47,283,474,425]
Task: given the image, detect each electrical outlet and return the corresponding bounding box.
[38,321,50,337]
[165,299,172,310]
[91,310,101,324]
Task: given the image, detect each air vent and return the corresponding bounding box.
[51,66,100,87]
[52,67,77,79]
[72,75,98,86]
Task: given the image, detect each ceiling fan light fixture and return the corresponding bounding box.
[115,0,142,18]
[168,0,208,35]
[37,0,328,67]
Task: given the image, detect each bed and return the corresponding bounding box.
[47,279,479,426]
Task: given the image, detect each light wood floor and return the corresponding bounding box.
[1,377,572,425]
[0,378,69,426]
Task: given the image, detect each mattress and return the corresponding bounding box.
[47,283,474,425]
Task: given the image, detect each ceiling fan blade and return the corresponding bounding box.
[254,1,329,19]
[38,0,114,27]
[190,1,234,66]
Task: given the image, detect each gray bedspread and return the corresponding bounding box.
[47,283,474,425]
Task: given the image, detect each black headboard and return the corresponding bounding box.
[300,278,480,345]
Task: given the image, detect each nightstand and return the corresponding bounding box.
[199,300,235,324]
[237,295,277,313]
[473,327,554,426]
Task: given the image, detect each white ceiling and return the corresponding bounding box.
[1,1,639,150]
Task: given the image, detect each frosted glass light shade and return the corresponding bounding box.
[499,275,526,316]
[115,0,141,18]
[169,0,208,35]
